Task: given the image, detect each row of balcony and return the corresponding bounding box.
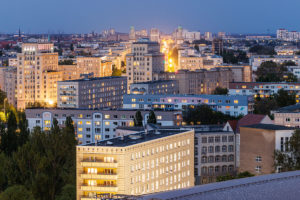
[81,160,118,168]
[81,185,118,192]
[81,173,117,180]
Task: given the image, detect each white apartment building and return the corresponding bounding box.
[250,55,300,71]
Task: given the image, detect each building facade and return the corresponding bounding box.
[239,124,294,175]
[126,38,165,91]
[123,94,253,117]
[17,43,60,109]
[25,108,183,144]
[250,55,300,71]
[130,80,179,95]
[229,82,300,102]
[57,76,127,109]
[76,129,195,199]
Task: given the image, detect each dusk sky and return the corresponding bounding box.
[1,0,300,34]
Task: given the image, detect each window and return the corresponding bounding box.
[234,100,238,104]
[202,137,207,143]
[105,115,110,119]
[228,136,234,142]
[86,121,91,125]
[215,156,221,162]
[95,121,101,126]
[215,136,220,143]
[157,116,162,120]
[222,136,227,142]
[208,137,214,143]
[208,146,214,153]
[222,145,227,152]
[256,156,262,162]
[255,166,262,173]
[78,121,82,125]
[105,122,110,125]
[228,145,234,152]
[215,146,220,152]
[95,114,101,118]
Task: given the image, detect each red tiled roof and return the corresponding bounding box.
[228,120,238,133]
[237,114,267,133]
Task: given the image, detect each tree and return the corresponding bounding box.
[0,185,34,200]
[249,45,275,55]
[216,171,254,182]
[213,87,228,95]
[0,110,18,156]
[147,111,157,124]
[194,45,200,52]
[275,130,300,172]
[134,111,143,127]
[0,153,8,192]
[183,105,241,125]
[275,89,296,108]
[112,65,122,76]
[55,184,76,200]
[253,97,278,116]
[255,61,289,82]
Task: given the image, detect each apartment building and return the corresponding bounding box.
[178,55,223,72]
[273,104,300,127]
[0,67,18,107]
[76,57,112,78]
[194,126,237,184]
[57,76,127,109]
[130,80,179,95]
[126,38,165,91]
[76,129,194,199]
[250,55,300,71]
[25,108,183,144]
[239,124,294,175]
[174,69,233,95]
[229,82,300,102]
[123,94,253,116]
[17,43,60,109]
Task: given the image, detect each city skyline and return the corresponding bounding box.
[1,0,300,34]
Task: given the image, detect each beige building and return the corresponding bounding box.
[174,68,233,94]
[126,38,165,92]
[76,129,194,199]
[77,57,112,78]
[239,124,294,175]
[17,43,60,109]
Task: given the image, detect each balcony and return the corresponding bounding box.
[81,160,118,168]
[81,173,118,180]
[81,184,118,192]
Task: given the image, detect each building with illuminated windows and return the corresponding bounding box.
[25,108,183,144]
[126,38,165,91]
[250,55,300,71]
[123,94,253,116]
[57,76,127,109]
[130,80,179,95]
[17,43,61,109]
[229,82,300,102]
[76,128,194,199]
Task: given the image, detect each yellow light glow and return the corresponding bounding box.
[48,100,54,105]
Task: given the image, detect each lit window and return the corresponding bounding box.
[105,115,110,119]
[234,100,238,104]
[242,85,246,89]
[132,98,136,102]
[157,116,162,120]
[77,134,83,138]
[78,121,82,125]
[105,122,110,125]
[95,121,101,126]
[226,106,230,110]
[78,128,83,132]
[86,121,91,125]
[236,90,240,93]
[44,120,51,125]
[132,104,136,108]
[168,99,172,103]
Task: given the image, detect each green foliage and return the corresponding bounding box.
[0,153,8,192]
[194,45,200,52]
[183,105,242,125]
[275,129,300,172]
[147,111,157,124]
[220,50,248,64]
[254,89,296,115]
[249,45,275,55]
[213,87,228,95]
[58,60,73,65]
[0,185,34,200]
[134,111,143,127]
[216,171,254,182]
[255,61,297,82]
[55,184,76,200]
[112,65,122,76]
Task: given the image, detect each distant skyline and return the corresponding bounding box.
[1,0,300,34]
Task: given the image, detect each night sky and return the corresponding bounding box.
[1,0,300,34]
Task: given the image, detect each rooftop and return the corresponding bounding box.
[140,170,300,200]
[81,129,190,147]
[241,123,294,130]
[58,76,126,83]
[130,80,176,85]
[274,104,300,113]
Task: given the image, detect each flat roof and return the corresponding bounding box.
[81,129,190,147]
[58,76,126,83]
[130,80,176,85]
[241,123,294,130]
[141,170,300,200]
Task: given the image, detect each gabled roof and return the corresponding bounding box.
[237,114,269,133]
[227,120,238,133]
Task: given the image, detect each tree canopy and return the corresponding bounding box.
[249,45,275,55]
[255,61,297,82]
[147,111,157,124]
[134,111,143,127]
[213,87,228,95]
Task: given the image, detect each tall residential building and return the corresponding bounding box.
[1,67,17,107]
[57,76,127,109]
[17,43,61,109]
[76,57,112,78]
[130,80,179,95]
[76,128,194,199]
[218,32,226,39]
[212,39,223,55]
[126,38,165,92]
[239,124,294,175]
[204,32,213,41]
[150,28,160,42]
[174,68,233,94]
